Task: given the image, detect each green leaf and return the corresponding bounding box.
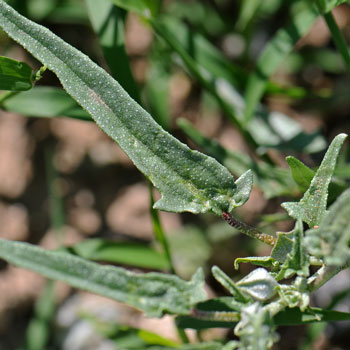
[212,266,249,303]
[68,238,171,270]
[273,306,350,325]
[322,11,350,71]
[282,133,347,227]
[0,239,206,317]
[0,55,33,91]
[110,0,161,18]
[176,297,241,329]
[286,156,315,193]
[148,343,233,350]
[178,118,297,199]
[235,303,277,350]
[144,60,171,130]
[0,0,252,216]
[86,0,140,102]
[314,0,350,13]
[236,268,277,302]
[25,281,56,350]
[244,4,319,122]
[149,186,174,272]
[234,256,277,270]
[271,231,294,263]
[274,221,309,280]
[305,188,350,266]
[2,86,91,120]
[277,277,309,311]
[153,16,326,154]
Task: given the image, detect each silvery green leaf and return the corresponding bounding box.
[0,0,252,216]
[235,303,278,350]
[277,277,309,311]
[282,134,347,227]
[270,232,294,263]
[305,188,350,266]
[0,239,206,317]
[212,266,248,302]
[274,221,309,280]
[236,268,277,302]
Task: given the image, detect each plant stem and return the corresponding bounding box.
[177,327,190,344]
[222,212,276,246]
[149,184,175,274]
[323,11,350,72]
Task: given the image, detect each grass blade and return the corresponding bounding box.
[323,11,350,71]
[244,4,318,123]
[69,238,171,270]
[86,0,140,101]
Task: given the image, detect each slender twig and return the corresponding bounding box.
[222,212,276,246]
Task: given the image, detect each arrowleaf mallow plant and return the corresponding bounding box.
[0,1,350,349]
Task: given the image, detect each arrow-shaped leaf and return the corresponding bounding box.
[0,0,252,215]
[282,134,347,227]
[0,238,206,317]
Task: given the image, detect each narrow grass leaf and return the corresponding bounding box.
[0,56,33,91]
[282,133,347,227]
[0,0,251,215]
[315,0,350,13]
[322,11,350,71]
[144,61,171,130]
[110,0,161,18]
[274,306,350,325]
[244,4,318,122]
[0,239,206,317]
[149,186,174,272]
[86,0,140,101]
[154,16,325,154]
[178,118,297,198]
[69,238,171,270]
[25,281,56,350]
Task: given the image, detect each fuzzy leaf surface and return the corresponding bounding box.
[0,0,251,215]
[282,134,347,227]
[0,239,206,317]
[236,268,277,302]
[305,188,350,266]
